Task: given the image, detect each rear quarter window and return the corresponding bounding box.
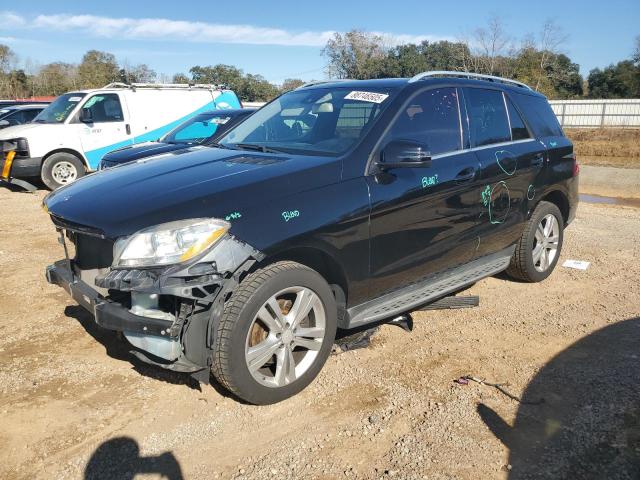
[511,92,564,138]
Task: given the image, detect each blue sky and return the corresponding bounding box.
[1,0,638,84]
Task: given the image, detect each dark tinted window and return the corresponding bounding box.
[23,109,41,122]
[511,92,563,138]
[5,110,25,124]
[465,88,510,147]
[389,87,461,156]
[506,97,530,140]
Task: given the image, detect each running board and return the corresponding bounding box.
[343,247,514,329]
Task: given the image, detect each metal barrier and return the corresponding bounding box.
[549,99,640,128]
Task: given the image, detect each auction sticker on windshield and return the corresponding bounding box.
[344,91,389,103]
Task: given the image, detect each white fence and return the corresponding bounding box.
[549,99,640,129]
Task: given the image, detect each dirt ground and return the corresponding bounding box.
[566,128,640,168]
[1,182,639,479]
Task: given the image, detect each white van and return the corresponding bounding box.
[0,83,241,189]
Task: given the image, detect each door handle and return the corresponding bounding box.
[455,167,476,182]
[532,153,544,167]
[125,124,131,135]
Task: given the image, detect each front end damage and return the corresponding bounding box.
[46,221,263,381]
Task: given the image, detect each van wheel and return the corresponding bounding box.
[41,153,85,190]
[211,261,337,405]
[506,201,564,282]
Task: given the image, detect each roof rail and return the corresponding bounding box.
[102,82,227,90]
[295,79,354,90]
[408,71,533,90]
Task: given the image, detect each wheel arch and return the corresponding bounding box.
[258,246,349,311]
[538,189,570,224]
[42,148,89,170]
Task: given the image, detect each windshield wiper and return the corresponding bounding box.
[207,142,234,150]
[233,143,287,154]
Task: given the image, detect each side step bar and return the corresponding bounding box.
[342,247,513,329]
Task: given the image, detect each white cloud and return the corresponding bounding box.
[2,11,447,47]
[0,11,25,26]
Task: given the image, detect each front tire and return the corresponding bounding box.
[506,201,564,282]
[41,152,85,190]
[211,261,337,404]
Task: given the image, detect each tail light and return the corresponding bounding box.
[572,153,579,177]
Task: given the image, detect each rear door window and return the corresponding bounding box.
[505,97,531,141]
[389,87,461,156]
[464,88,511,147]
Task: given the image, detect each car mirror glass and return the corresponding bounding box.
[378,139,432,170]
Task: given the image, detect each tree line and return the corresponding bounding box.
[323,20,640,99]
[0,46,305,101]
[0,18,638,101]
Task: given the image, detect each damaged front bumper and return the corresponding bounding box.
[46,230,263,375]
[46,259,177,337]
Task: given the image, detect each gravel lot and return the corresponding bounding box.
[1,183,639,480]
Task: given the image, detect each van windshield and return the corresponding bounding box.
[218,87,395,156]
[162,112,234,145]
[33,93,86,124]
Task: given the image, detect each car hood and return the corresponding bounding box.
[0,122,61,140]
[102,142,192,164]
[45,146,339,238]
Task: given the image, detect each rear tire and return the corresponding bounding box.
[211,261,337,405]
[41,152,85,190]
[506,201,564,282]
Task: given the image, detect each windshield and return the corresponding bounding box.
[33,93,86,124]
[218,87,394,156]
[161,113,234,145]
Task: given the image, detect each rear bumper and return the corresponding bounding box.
[566,175,579,226]
[46,259,175,337]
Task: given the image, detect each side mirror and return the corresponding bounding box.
[79,107,93,123]
[0,120,9,127]
[377,139,432,170]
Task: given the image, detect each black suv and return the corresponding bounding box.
[44,72,578,404]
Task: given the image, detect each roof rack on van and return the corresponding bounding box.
[102,82,228,91]
[408,71,533,90]
[295,79,354,90]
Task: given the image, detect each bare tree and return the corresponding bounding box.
[633,35,640,65]
[533,20,568,90]
[473,16,511,74]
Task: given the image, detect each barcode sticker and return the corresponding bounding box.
[344,91,389,104]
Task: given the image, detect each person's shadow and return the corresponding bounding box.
[478,317,640,479]
[85,437,183,480]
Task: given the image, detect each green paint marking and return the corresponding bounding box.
[527,184,535,201]
[421,174,439,188]
[225,212,242,221]
[282,210,300,222]
[481,185,491,206]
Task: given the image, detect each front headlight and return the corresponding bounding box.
[114,218,230,267]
